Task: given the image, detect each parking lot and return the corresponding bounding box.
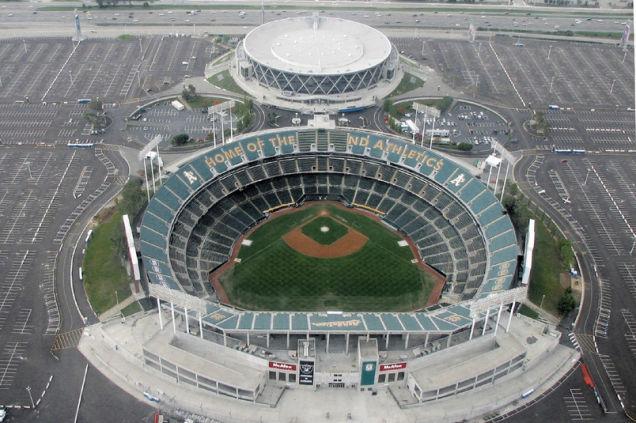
[523,153,636,413]
[127,101,243,148]
[0,146,107,404]
[395,37,634,110]
[542,109,635,151]
[0,36,211,103]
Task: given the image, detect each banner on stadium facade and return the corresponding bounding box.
[620,23,631,47]
[269,361,297,372]
[298,360,315,385]
[379,362,407,372]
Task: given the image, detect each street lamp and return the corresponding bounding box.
[26,386,34,408]
[549,76,555,94]
[609,79,616,95]
[539,294,545,310]
[547,45,553,60]
[583,168,591,186]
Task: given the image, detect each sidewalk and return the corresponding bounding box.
[98,295,137,321]
[78,312,580,423]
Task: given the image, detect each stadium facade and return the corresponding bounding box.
[233,16,401,112]
[131,127,574,410]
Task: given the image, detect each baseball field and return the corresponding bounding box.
[217,203,437,312]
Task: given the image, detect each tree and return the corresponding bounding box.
[118,178,147,218]
[171,133,190,146]
[182,85,197,102]
[88,98,103,113]
[457,142,473,151]
[502,195,530,233]
[438,96,454,113]
[558,288,576,315]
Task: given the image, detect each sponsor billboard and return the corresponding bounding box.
[379,362,407,372]
[298,360,314,385]
[269,361,297,372]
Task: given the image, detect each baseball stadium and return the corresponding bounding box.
[135,126,571,410]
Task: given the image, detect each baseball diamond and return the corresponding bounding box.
[217,203,435,311]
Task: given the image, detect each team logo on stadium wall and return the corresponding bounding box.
[299,360,315,385]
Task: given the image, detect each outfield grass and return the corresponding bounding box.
[221,204,434,311]
[83,209,132,315]
[301,216,348,245]
[527,218,566,315]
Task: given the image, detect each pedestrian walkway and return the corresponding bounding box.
[98,295,137,321]
[78,312,580,423]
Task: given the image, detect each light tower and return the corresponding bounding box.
[72,9,85,42]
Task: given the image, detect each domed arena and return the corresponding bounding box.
[233,16,400,112]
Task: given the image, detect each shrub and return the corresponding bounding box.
[171,133,190,146]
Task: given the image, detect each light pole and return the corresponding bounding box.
[26,386,34,408]
[609,79,616,95]
[547,45,553,60]
[428,117,436,150]
[622,50,628,64]
[549,76,555,94]
[539,294,545,310]
[583,168,591,185]
[22,39,27,54]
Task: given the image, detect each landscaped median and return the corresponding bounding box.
[83,179,147,317]
[503,183,577,317]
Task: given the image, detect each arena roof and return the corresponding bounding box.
[242,16,392,75]
[140,127,520,336]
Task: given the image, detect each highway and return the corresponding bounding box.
[0,1,632,38]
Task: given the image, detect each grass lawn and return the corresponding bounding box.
[207,70,248,96]
[389,73,424,97]
[527,218,566,315]
[301,216,348,245]
[117,34,134,41]
[121,301,142,317]
[83,209,132,315]
[221,204,434,311]
[518,304,540,320]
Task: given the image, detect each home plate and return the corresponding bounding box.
[242,239,253,246]
[398,240,409,247]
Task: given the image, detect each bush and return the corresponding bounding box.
[171,133,190,146]
[558,287,576,315]
[457,142,473,151]
[559,239,574,270]
[502,195,530,233]
[117,178,146,218]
